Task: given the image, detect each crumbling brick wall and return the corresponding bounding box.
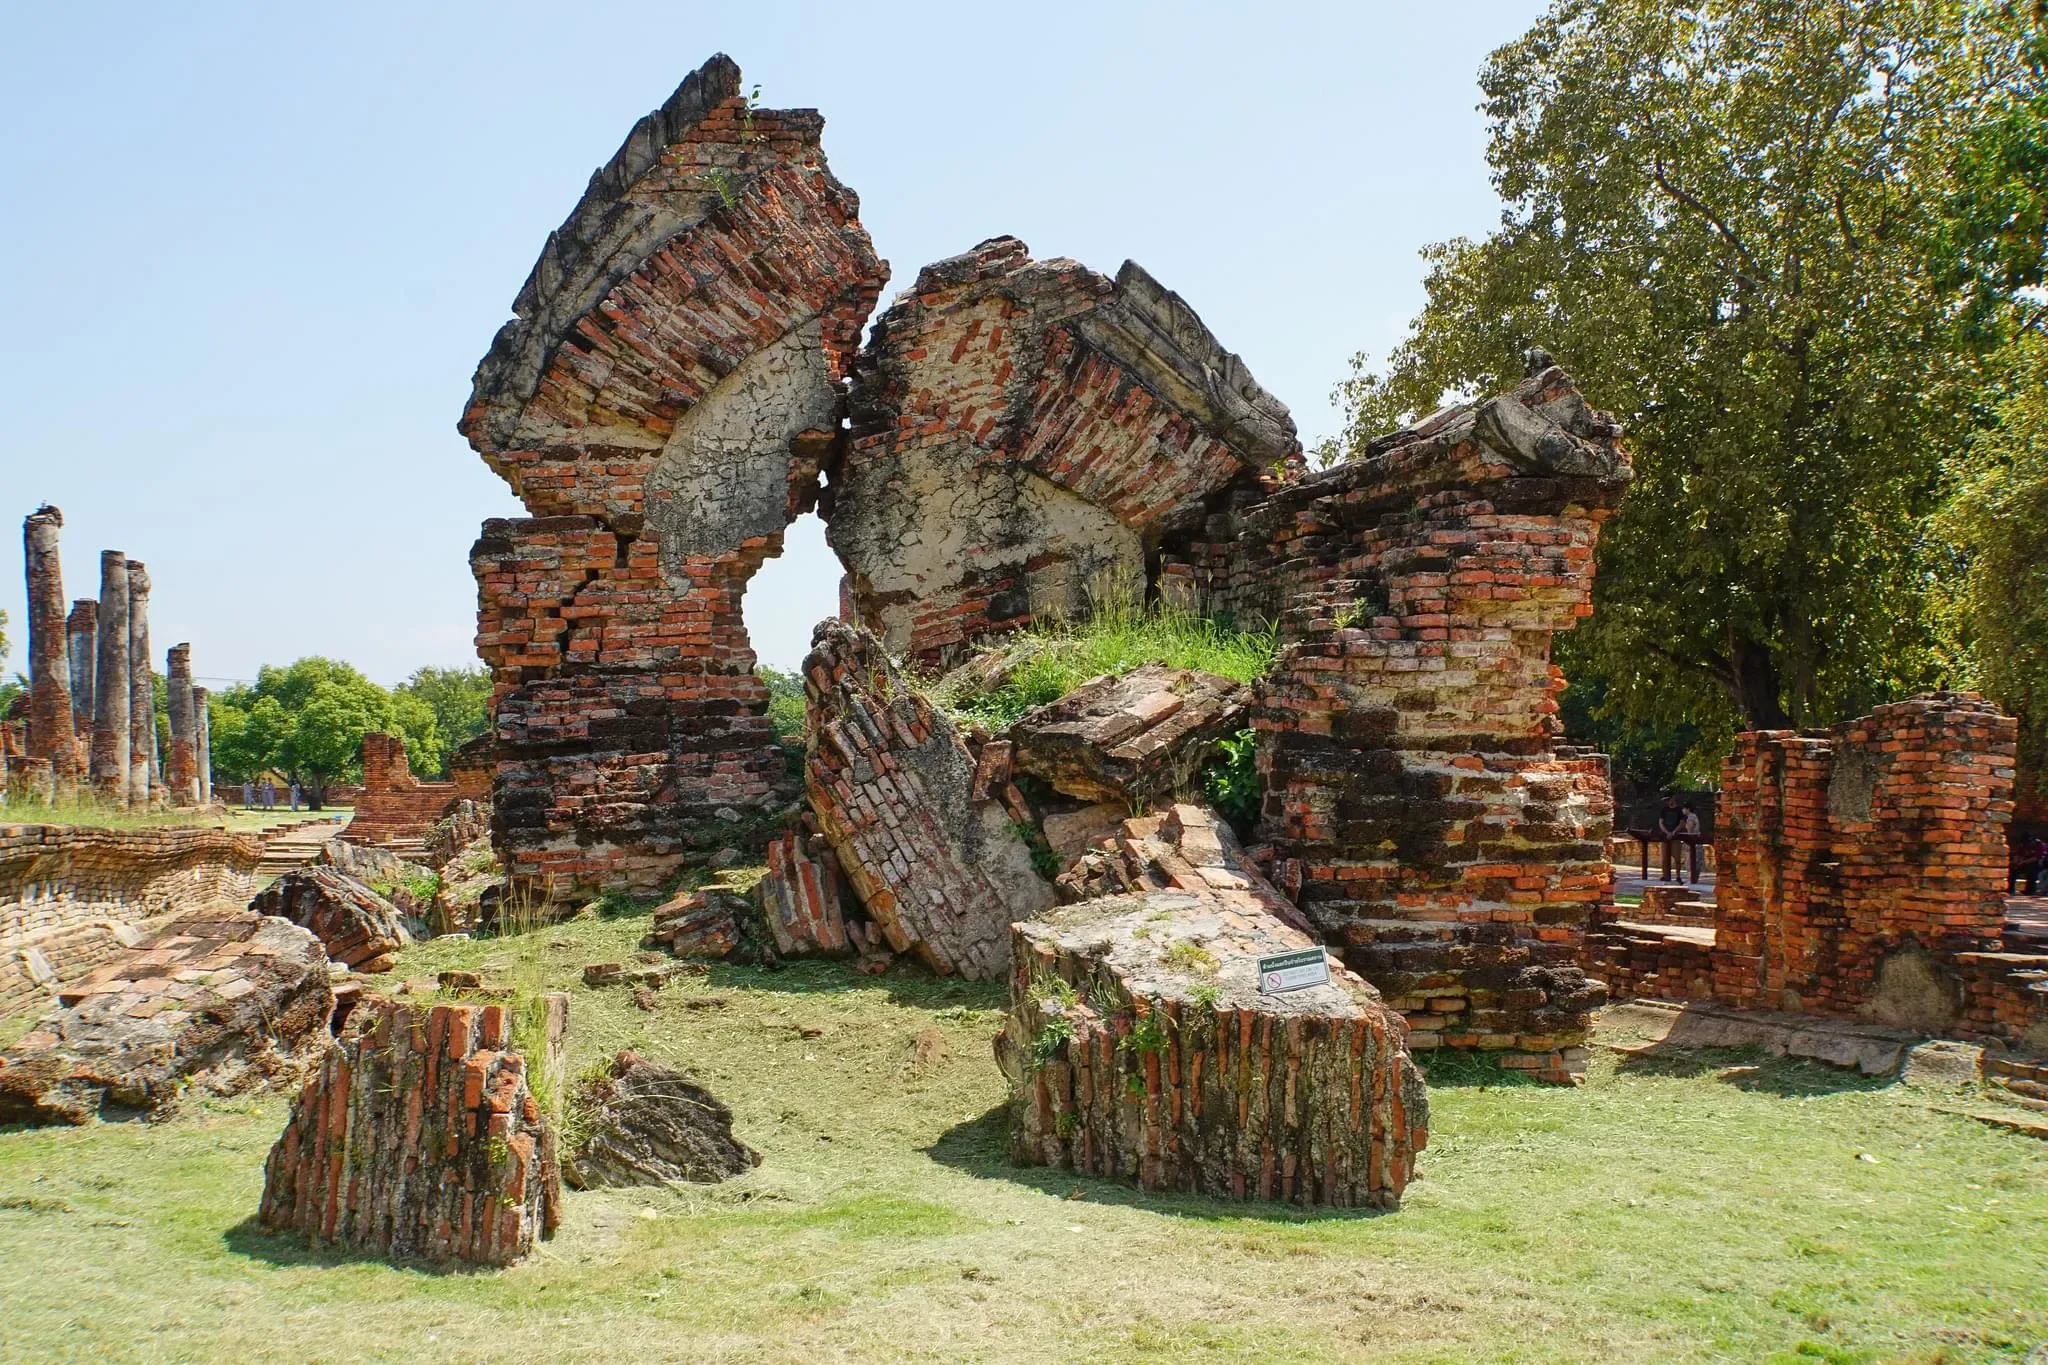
[1585,693,2048,1051]
[343,732,460,847]
[1150,365,1634,1082]
[837,236,1297,666]
[460,55,888,902]
[0,823,263,1020]
[1716,694,2014,1017]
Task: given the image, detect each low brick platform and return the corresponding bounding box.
[258,995,565,1266]
[0,910,332,1124]
[1,822,264,1021]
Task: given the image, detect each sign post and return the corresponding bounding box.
[1256,948,1330,995]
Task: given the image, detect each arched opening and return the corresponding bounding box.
[742,510,843,675]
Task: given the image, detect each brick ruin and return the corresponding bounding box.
[802,618,1052,979]
[1583,693,2047,1052]
[835,235,1297,665]
[454,56,1635,1099]
[0,822,264,1020]
[0,906,331,1125]
[15,506,209,807]
[258,994,568,1265]
[1232,369,1631,1082]
[344,732,463,848]
[462,55,886,899]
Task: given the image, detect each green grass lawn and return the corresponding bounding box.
[2,910,2044,1363]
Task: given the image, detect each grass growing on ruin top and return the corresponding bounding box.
[2,907,2045,1363]
[935,602,1280,731]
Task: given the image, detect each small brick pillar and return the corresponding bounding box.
[257,995,565,1266]
[89,551,130,803]
[165,643,199,806]
[125,560,157,805]
[22,506,81,794]
[65,598,96,747]
[192,685,212,806]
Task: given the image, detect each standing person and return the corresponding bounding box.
[261,778,275,812]
[1680,804,1704,885]
[1656,794,1686,883]
[288,781,300,812]
[2015,834,2048,897]
[242,780,253,811]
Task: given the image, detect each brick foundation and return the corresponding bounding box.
[1,823,263,1021]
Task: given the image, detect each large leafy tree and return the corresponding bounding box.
[1330,0,2028,770]
[391,666,492,777]
[1932,6,2048,803]
[206,657,440,807]
[1936,338,2048,800]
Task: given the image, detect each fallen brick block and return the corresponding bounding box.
[257,994,566,1266]
[803,619,1053,979]
[998,884,1426,1209]
[1009,663,1250,805]
[250,866,410,973]
[0,911,331,1125]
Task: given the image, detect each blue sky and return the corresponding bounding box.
[0,0,1545,684]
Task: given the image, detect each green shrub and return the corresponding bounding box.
[1031,1014,1074,1067]
[1200,728,1262,833]
[757,666,809,744]
[937,601,1278,732]
[1010,820,1061,882]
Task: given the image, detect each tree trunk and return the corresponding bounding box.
[1729,633,1793,730]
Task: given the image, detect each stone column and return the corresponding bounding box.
[166,643,199,806]
[90,551,131,802]
[22,506,81,794]
[127,560,157,805]
[193,685,213,806]
[66,599,97,746]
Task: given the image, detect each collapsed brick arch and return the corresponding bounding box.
[463,58,1314,901]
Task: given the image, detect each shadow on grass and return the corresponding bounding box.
[222,1215,484,1274]
[703,959,1007,1013]
[1615,1045,1890,1098]
[922,1105,1393,1226]
[1416,1050,1552,1090]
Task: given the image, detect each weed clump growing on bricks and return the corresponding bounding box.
[934,602,1278,733]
